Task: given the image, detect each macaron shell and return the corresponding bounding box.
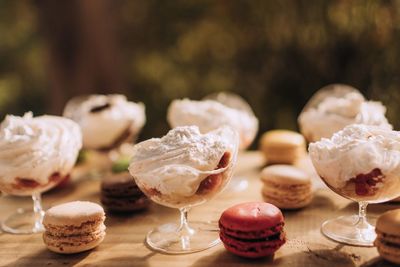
[262,191,313,209]
[260,130,305,148]
[259,130,306,165]
[43,201,105,226]
[262,180,311,195]
[375,209,400,235]
[44,230,106,254]
[374,237,400,264]
[220,231,286,259]
[261,165,310,185]
[219,202,284,232]
[262,184,313,208]
[262,147,305,165]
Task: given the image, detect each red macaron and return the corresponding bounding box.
[219,202,286,258]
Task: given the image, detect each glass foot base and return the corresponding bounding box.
[321,215,377,247]
[1,209,45,234]
[146,221,220,254]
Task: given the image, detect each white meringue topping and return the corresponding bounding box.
[167,99,258,149]
[309,124,400,189]
[298,90,391,141]
[0,112,82,188]
[63,94,145,149]
[129,126,238,197]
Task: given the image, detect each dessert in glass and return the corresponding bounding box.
[167,94,258,192]
[167,95,258,150]
[298,84,391,142]
[63,94,145,171]
[0,113,82,234]
[129,125,239,254]
[309,124,400,246]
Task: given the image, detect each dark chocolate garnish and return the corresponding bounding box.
[90,103,111,113]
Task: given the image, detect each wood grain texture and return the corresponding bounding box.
[0,152,399,267]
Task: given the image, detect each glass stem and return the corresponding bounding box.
[32,193,44,232]
[178,207,195,250]
[357,201,369,229]
[178,207,195,235]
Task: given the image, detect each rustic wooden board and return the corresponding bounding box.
[0,152,399,267]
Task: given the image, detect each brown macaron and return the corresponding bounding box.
[374,209,400,264]
[101,172,149,213]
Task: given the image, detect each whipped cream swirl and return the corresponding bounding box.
[167,99,258,149]
[129,126,238,198]
[0,113,82,193]
[298,89,391,142]
[63,94,145,149]
[309,124,400,189]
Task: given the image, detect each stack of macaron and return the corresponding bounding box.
[219,202,286,258]
[43,201,106,254]
[260,165,313,209]
[101,172,150,213]
[259,130,306,165]
[258,129,313,209]
[374,209,400,265]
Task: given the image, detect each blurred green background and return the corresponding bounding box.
[1,0,400,146]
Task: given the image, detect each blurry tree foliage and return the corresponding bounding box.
[1,0,400,146]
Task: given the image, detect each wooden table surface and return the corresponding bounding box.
[0,151,399,267]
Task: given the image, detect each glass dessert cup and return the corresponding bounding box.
[64,95,140,175]
[298,84,360,142]
[133,151,237,254]
[1,173,67,234]
[203,92,258,192]
[300,84,359,115]
[319,169,400,247]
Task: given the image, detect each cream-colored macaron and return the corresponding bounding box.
[260,165,313,209]
[43,201,106,254]
[374,209,400,264]
[259,130,306,164]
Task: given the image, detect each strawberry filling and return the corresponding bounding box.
[349,168,384,196]
[197,152,231,195]
[13,172,65,190]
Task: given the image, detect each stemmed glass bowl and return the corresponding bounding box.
[1,175,67,234]
[309,125,400,246]
[298,84,362,143]
[130,128,239,254]
[63,95,144,174]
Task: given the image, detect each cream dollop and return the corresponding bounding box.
[167,99,258,149]
[63,94,145,149]
[0,112,82,190]
[129,126,238,197]
[298,90,391,142]
[309,124,400,189]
